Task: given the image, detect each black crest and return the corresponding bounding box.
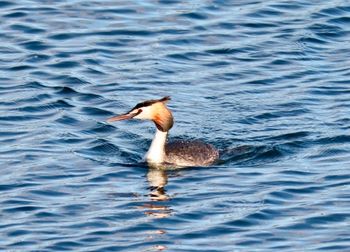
[130,96,171,111]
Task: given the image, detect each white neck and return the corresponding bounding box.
[145,129,168,164]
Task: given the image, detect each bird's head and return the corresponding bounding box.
[107,96,174,132]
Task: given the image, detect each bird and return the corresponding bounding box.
[107,96,219,167]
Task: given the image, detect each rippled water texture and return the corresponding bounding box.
[1,0,350,251]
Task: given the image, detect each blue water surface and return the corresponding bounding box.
[1,0,350,251]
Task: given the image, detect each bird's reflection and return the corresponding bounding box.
[136,166,176,220]
[138,167,182,251]
[147,168,169,201]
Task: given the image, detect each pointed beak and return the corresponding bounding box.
[107,111,138,123]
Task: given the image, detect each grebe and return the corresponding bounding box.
[107,96,219,167]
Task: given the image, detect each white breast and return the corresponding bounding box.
[145,129,168,164]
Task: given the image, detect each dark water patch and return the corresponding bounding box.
[241,22,278,29]
[7,229,30,237]
[15,6,57,12]
[7,65,35,71]
[93,245,130,252]
[268,190,295,200]
[226,219,258,228]
[71,48,115,58]
[0,113,54,122]
[84,58,101,66]
[308,148,348,160]
[47,30,153,41]
[270,59,290,65]
[219,145,263,163]
[216,21,236,30]
[0,183,37,192]
[80,107,111,116]
[253,145,284,161]
[82,67,106,75]
[236,239,262,246]
[159,0,182,4]
[308,23,345,39]
[20,40,51,51]
[82,232,114,242]
[8,241,37,248]
[3,11,27,18]
[254,108,309,120]
[324,174,350,181]
[54,86,79,96]
[320,6,350,16]
[28,70,54,78]
[306,213,350,226]
[0,1,13,8]
[48,33,79,40]
[0,94,51,107]
[328,17,350,25]
[95,8,137,15]
[0,129,24,142]
[206,48,242,55]
[1,199,34,206]
[34,171,86,181]
[203,60,230,67]
[60,203,90,215]
[267,131,310,141]
[55,115,80,126]
[318,245,350,251]
[298,36,328,45]
[82,123,116,135]
[245,211,271,221]
[48,61,79,69]
[55,51,71,58]
[76,92,104,103]
[285,185,324,195]
[158,28,189,35]
[167,51,207,61]
[0,40,18,54]
[263,179,311,187]
[308,87,350,96]
[242,77,277,86]
[219,145,282,165]
[47,241,83,251]
[10,24,45,34]
[50,75,89,87]
[3,205,43,213]
[96,29,154,37]
[17,99,73,113]
[54,84,103,104]
[180,12,208,20]
[270,2,307,10]
[280,213,349,232]
[96,41,125,47]
[314,135,350,145]
[77,139,121,156]
[279,170,319,178]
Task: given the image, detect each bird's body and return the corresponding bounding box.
[107,96,219,167]
[165,140,219,167]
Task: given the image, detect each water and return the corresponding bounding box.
[1,0,350,251]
